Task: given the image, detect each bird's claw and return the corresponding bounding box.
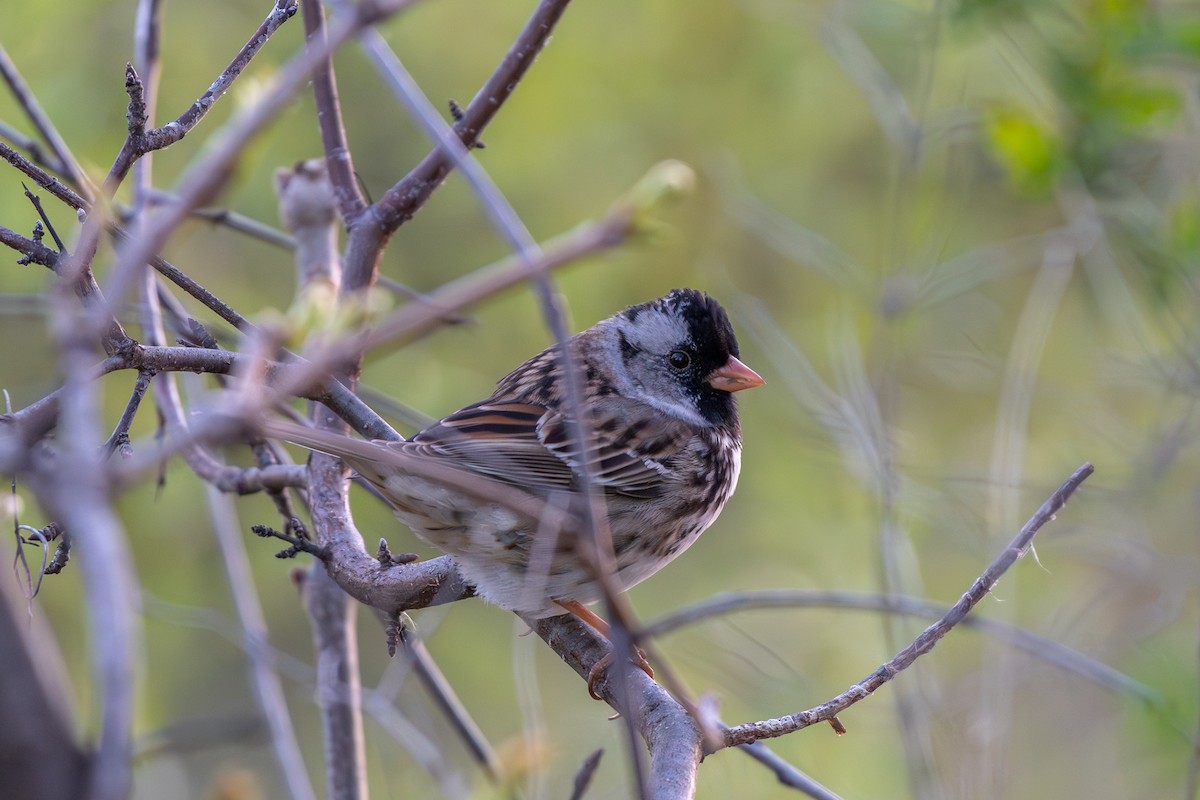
[586,646,654,700]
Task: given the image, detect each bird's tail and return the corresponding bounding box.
[259,418,393,465]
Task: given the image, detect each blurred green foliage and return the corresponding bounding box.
[971,0,1200,299]
[2,0,1200,798]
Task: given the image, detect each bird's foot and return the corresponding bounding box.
[587,646,654,700]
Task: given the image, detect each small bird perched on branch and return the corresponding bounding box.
[265,288,762,693]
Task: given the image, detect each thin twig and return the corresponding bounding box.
[103,0,300,193]
[372,0,574,233]
[569,749,604,800]
[12,524,50,600]
[402,633,502,780]
[0,141,87,210]
[101,370,154,459]
[644,589,1155,702]
[0,224,60,268]
[97,0,411,345]
[21,185,66,252]
[301,0,367,220]
[0,45,91,198]
[0,144,130,356]
[0,120,70,176]
[204,485,318,800]
[139,190,297,249]
[0,142,266,335]
[720,463,1095,749]
[736,741,844,799]
[0,145,243,358]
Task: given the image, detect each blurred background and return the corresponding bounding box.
[2,0,1198,797]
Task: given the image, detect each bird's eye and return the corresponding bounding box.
[668,350,691,370]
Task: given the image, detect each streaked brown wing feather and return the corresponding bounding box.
[407,399,689,499]
[537,397,695,499]
[404,402,573,491]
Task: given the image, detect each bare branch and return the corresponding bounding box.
[736,741,843,799]
[302,568,367,800]
[0,223,59,268]
[98,0,411,340]
[100,370,153,459]
[139,190,297,249]
[0,141,262,341]
[0,141,268,337]
[0,119,70,176]
[276,155,368,800]
[372,0,574,233]
[0,141,87,210]
[0,45,92,198]
[206,486,317,800]
[534,614,700,800]
[645,588,1153,702]
[0,341,376,462]
[131,0,164,234]
[0,147,130,356]
[104,1,301,192]
[300,0,367,220]
[570,749,604,800]
[719,463,1094,749]
[400,633,502,780]
[143,249,254,331]
[21,184,66,252]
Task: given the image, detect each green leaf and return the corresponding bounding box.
[985,108,1064,193]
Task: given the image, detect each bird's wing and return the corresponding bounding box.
[404,402,573,491]
[406,399,693,499]
[536,397,694,499]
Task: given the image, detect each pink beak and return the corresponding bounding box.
[706,355,765,393]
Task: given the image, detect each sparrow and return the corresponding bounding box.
[266,288,762,688]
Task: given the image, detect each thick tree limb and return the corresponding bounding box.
[278,156,367,800]
[302,567,366,800]
[534,614,701,800]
